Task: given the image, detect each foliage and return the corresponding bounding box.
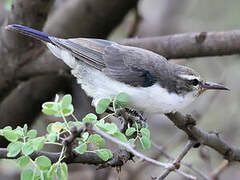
[0,93,151,180]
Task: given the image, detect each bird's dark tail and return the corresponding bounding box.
[6,24,52,43]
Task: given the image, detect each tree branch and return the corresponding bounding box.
[166,112,240,161]
[121,30,240,59]
[88,123,196,180]
[157,140,196,180]
[0,0,54,101]
[152,141,210,180]
[44,0,138,38]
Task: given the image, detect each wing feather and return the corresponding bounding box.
[49,37,159,87]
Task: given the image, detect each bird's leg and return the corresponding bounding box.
[125,108,147,127]
[115,108,147,131]
[105,103,147,132]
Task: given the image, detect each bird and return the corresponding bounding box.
[6,24,229,114]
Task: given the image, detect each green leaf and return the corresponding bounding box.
[103,123,118,134]
[21,169,34,180]
[61,105,74,116]
[23,124,28,135]
[87,134,105,147]
[4,126,12,130]
[140,136,151,149]
[42,102,62,117]
[61,94,72,109]
[82,132,89,141]
[75,143,87,154]
[47,123,53,133]
[112,132,128,143]
[7,141,23,157]
[52,122,64,133]
[140,128,150,138]
[95,97,111,114]
[125,127,136,136]
[94,149,113,161]
[42,102,56,109]
[68,121,83,127]
[114,92,129,108]
[32,137,45,151]
[82,113,97,123]
[3,130,19,142]
[22,141,34,156]
[16,156,30,168]
[42,108,58,116]
[47,133,57,143]
[27,130,37,139]
[128,138,136,145]
[43,171,54,180]
[15,126,24,137]
[47,163,58,178]
[35,156,52,170]
[57,163,68,180]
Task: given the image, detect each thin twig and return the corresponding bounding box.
[157,140,195,180]
[211,160,229,180]
[87,124,196,180]
[152,141,210,180]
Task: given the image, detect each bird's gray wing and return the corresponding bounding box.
[50,37,161,87]
[102,44,160,87]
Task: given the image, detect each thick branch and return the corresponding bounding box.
[0,0,54,100]
[44,0,138,38]
[121,30,240,59]
[166,112,240,161]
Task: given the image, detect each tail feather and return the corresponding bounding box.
[6,24,51,43]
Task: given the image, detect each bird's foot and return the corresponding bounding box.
[115,108,147,130]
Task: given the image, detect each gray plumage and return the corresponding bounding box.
[6,24,228,114]
[50,37,198,95]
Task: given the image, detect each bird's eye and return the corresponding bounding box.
[191,79,199,86]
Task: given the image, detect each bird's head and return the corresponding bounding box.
[175,66,229,98]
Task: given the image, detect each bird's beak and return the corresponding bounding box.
[200,82,229,94]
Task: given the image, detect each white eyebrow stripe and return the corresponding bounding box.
[178,74,200,81]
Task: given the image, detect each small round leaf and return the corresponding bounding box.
[140,128,150,138]
[27,130,37,139]
[17,156,30,168]
[95,98,111,114]
[7,141,23,157]
[61,94,72,108]
[140,136,151,149]
[82,113,97,123]
[35,156,52,170]
[112,132,128,143]
[125,127,136,136]
[95,149,113,161]
[21,169,34,180]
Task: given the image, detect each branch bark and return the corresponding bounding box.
[0,0,54,101]
[44,0,138,38]
[166,112,240,161]
[121,30,240,59]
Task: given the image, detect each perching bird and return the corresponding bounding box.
[6,24,228,114]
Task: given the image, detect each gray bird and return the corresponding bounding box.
[6,24,229,114]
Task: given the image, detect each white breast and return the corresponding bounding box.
[47,43,197,114]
